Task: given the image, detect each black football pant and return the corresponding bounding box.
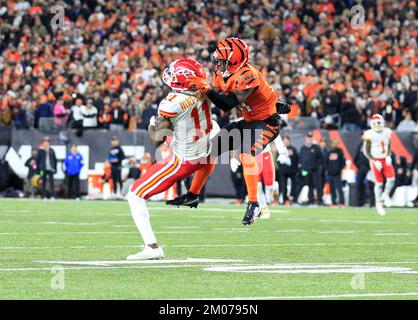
[329,175,344,205]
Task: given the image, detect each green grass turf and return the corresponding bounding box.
[0,198,418,300]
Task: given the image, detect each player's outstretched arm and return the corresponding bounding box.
[185,77,254,111]
[148,116,173,147]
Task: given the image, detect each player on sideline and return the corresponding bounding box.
[126,58,217,260]
[169,37,291,225]
[362,114,395,216]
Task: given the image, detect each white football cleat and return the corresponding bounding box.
[381,193,391,207]
[376,201,386,216]
[127,246,164,260]
[259,207,271,220]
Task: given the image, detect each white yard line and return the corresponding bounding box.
[35,258,243,266]
[190,215,230,219]
[320,219,383,224]
[315,231,357,234]
[373,233,413,236]
[275,218,308,221]
[170,242,418,248]
[41,221,112,226]
[201,292,418,300]
[172,242,417,248]
[0,220,113,226]
[0,231,204,235]
[0,265,219,272]
[205,266,411,274]
[1,242,416,251]
[162,226,201,229]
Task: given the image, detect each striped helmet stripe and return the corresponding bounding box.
[230,38,244,62]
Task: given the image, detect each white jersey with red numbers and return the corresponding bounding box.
[158,91,214,160]
[363,127,392,159]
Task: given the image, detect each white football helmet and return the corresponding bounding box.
[370,114,384,132]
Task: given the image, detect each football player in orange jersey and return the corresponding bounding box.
[169,37,290,225]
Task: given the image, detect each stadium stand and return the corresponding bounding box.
[0,0,417,206]
[0,0,416,131]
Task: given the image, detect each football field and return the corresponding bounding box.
[1,199,418,300]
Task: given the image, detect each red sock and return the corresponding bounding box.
[240,153,259,202]
[189,163,215,194]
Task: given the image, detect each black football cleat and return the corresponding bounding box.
[166,192,199,208]
[242,201,261,225]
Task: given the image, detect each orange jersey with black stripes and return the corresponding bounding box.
[213,64,277,122]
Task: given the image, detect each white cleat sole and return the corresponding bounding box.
[376,202,386,216]
[126,247,165,260]
[259,214,270,220]
[259,209,271,220]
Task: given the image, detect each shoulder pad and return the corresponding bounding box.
[233,68,260,91]
[158,93,180,118]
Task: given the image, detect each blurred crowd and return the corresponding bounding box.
[0,0,417,132]
[231,131,418,207]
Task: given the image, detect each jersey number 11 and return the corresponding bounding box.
[191,101,212,141]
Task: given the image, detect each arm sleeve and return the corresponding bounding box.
[206,89,240,111]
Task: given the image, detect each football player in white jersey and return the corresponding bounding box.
[362,114,395,216]
[126,58,218,260]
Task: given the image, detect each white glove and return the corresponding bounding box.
[230,158,241,173]
[374,160,383,171]
[149,115,156,127]
[385,156,392,165]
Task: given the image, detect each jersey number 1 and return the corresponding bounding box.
[191,101,212,141]
[380,140,386,154]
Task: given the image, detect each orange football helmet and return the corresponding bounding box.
[212,37,250,78]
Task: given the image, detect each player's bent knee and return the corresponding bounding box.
[127,190,145,202]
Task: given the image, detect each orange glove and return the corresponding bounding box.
[185,77,211,93]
